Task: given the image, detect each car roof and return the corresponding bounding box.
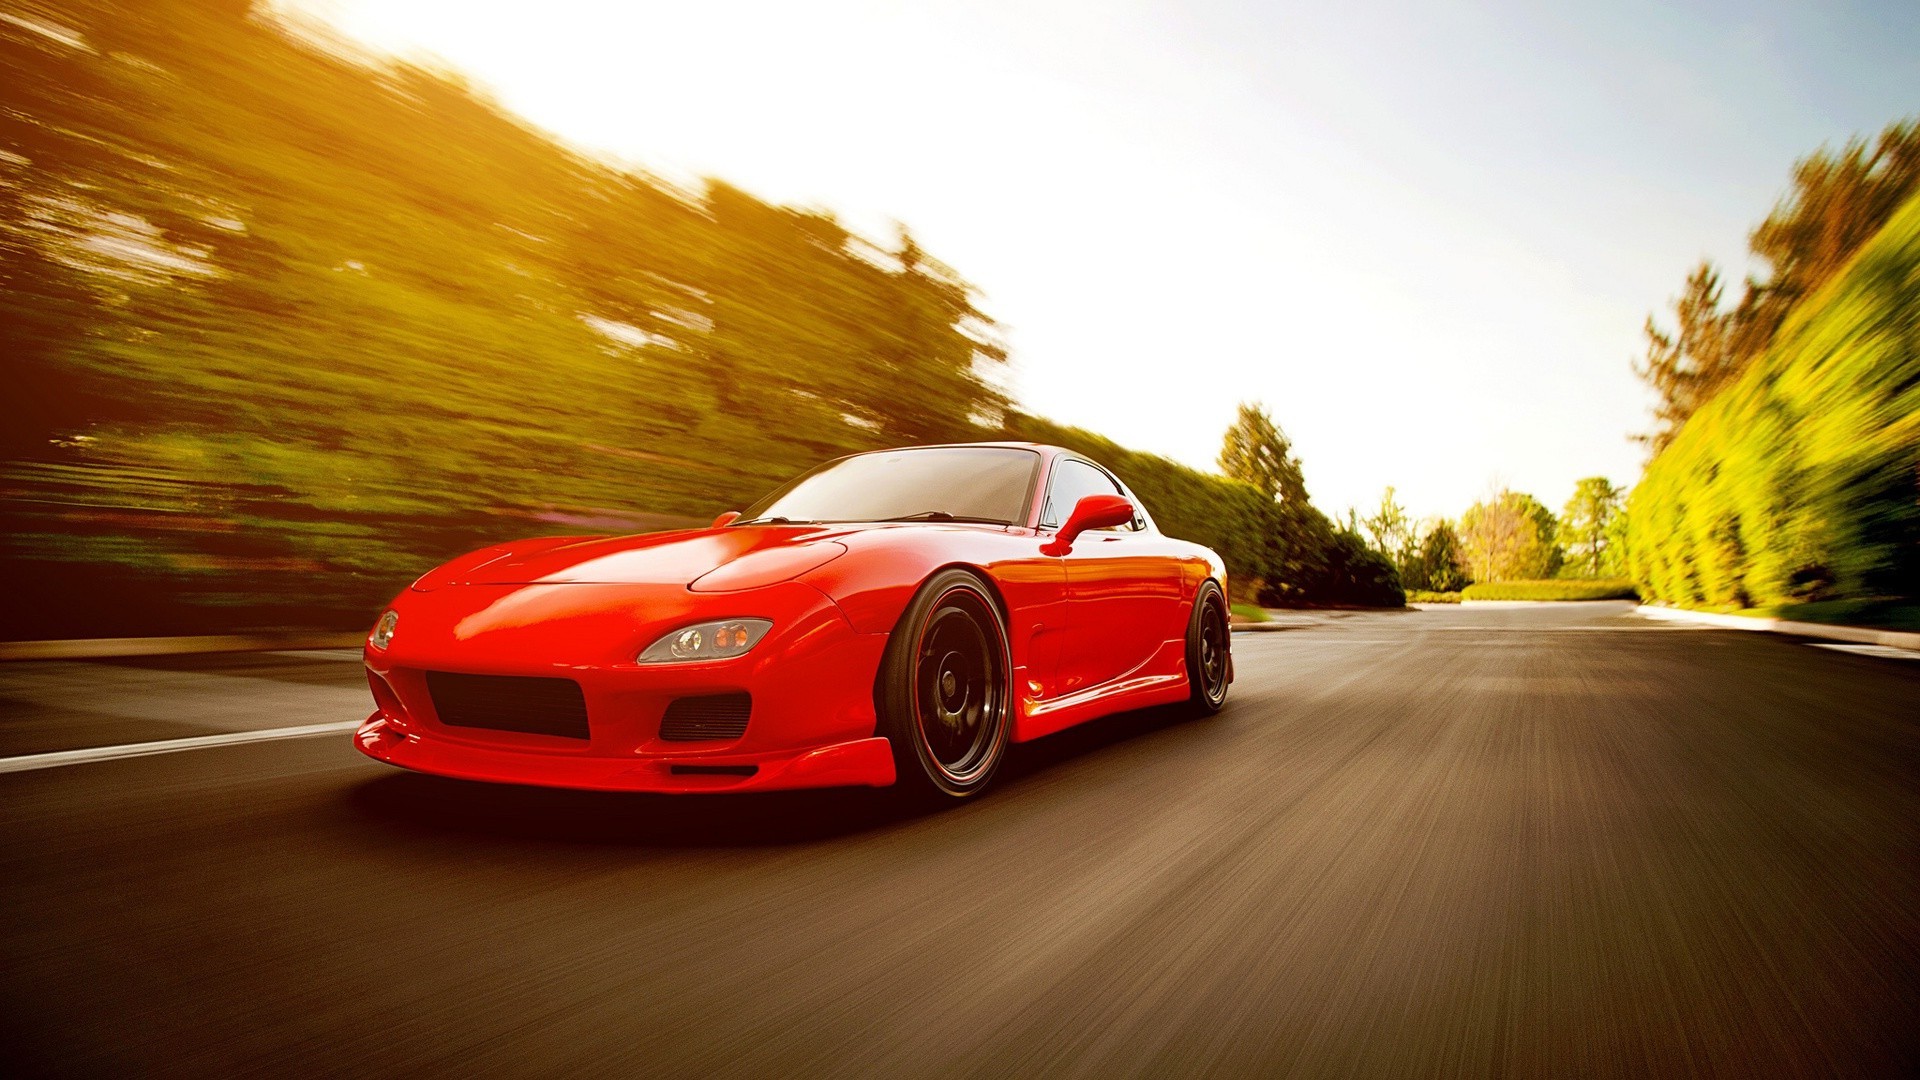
[863,440,1061,455]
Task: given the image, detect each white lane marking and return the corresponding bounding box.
[1810,642,1919,661]
[0,721,363,774]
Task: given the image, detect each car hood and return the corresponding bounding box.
[430,525,852,589]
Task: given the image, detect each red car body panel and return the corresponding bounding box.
[356,443,1228,793]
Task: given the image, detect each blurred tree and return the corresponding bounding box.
[1635,263,1745,453]
[1407,521,1470,592]
[1460,491,1562,581]
[1557,477,1623,578]
[1749,118,1920,324]
[1637,117,1919,449]
[1218,402,1300,502]
[1361,486,1416,572]
[1217,402,1332,602]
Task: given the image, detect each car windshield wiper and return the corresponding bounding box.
[877,511,1011,525]
[730,515,814,526]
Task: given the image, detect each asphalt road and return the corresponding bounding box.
[2,602,1916,1078]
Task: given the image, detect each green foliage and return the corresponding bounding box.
[1361,487,1416,573]
[1405,590,1462,604]
[1637,117,1919,449]
[1462,579,1639,602]
[1459,491,1563,582]
[1314,528,1407,608]
[1557,477,1624,578]
[1218,402,1304,504]
[1214,401,1344,602]
[1403,520,1470,592]
[1603,503,1633,583]
[1627,189,1920,612]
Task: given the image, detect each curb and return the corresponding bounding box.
[1634,605,1920,652]
[0,632,367,662]
[1229,621,1307,632]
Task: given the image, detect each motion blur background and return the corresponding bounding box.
[2,0,1916,639]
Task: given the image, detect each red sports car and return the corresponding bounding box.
[356,442,1231,800]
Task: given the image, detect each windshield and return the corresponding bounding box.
[738,446,1040,526]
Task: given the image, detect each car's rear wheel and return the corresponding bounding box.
[1185,579,1230,715]
[878,569,1011,801]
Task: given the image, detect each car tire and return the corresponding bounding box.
[877,568,1012,801]
[1185,579,1230,716]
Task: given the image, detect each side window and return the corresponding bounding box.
[1042,459,1127,529]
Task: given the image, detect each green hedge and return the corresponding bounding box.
[1461,579,1639,601]
[1406,590,1462,603]
[1627,192,1920,610]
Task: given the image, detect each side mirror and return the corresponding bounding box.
[711,511,742,528]
[1042,494,1134,555]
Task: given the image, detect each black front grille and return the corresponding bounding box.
[425,671,589,740]
[659,693,752,742]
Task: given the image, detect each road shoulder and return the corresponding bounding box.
[1635,604,1920,652]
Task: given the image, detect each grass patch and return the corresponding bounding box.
[1406,590,1462,603]
[1230,602,1270,623]
[1462,579,1639,602]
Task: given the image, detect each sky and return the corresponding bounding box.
[282,0,1919,522]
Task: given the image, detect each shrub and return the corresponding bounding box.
[1313,530,1407,608]
[1406,590,1462,603]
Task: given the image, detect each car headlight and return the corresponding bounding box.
[638,618,772,663]
[369,609,399,650]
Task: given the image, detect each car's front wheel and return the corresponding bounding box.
[877,568,1011,801]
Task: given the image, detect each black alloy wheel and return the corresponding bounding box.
[1186,579,1230,715]
[878,569,1011,800]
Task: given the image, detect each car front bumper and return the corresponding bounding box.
[355,579,897,793]
[354,717,895,793]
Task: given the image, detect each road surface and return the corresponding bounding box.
[2,602,1916,1077]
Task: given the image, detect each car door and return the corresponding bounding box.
[1041,458,1184,694]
